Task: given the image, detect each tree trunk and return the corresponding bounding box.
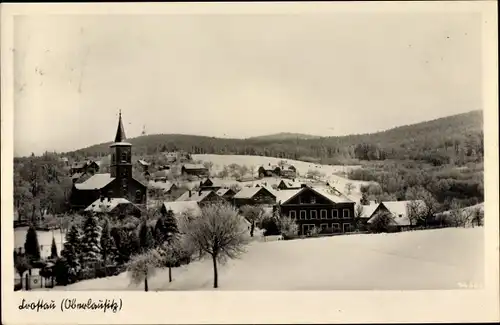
[212,254,218,289]
[250,221,255,237]
[144,276,148,292]
[168,267,172,282]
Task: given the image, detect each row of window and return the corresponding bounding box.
[302,223,353,234]
[289,209,351,220]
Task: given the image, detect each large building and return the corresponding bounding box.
[275,185,355,236]
[70,112,147,211]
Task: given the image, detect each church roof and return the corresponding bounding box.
[114,111,127,143]
[74,173,115,190]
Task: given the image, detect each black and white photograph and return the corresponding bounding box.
[2,1,498,324]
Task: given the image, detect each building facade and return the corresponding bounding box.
[276,186,356,236]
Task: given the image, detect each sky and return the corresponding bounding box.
[13,12,482,157]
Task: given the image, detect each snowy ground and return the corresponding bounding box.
[192,154,370,202]
[48,227,484,291]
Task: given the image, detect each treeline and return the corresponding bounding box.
[65,111,483,167]
[350,160,484,211]
[14,152,73,221]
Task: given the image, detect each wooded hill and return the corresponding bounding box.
[68,110,483,167]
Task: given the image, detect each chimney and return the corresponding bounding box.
[188,190,192,197]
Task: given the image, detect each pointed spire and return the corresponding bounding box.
[114,110,126,143]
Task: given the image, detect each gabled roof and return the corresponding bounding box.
[277,186,353,205]
[367,200,426,226]
[359,203,379,219]
[74,173,115,190]
[275,189,302,204]
[279,180,302,188]
[162,201,202,217]
[176,189,214,203]
[85,198,136,213]
[216,188,235,197]
[314,187,353,204]
[183,164,207,170]
[148,180,175,191]
[233,187,276,200]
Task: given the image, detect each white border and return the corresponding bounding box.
[1,2,498,324]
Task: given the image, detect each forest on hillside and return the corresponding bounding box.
[12,111,484,220]
[66,111,483,167]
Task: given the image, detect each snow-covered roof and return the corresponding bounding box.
[148,180,175,191]
[85,198,136,213]
[183,164,207,170]
[216,188,234,196]
[163,201,202,217]
[176,189,214,202]
[275,189,302,204]
[367,200,426,226]
[75,173,115,190]
[279,180,302,188]
[233,187,276,199]
[137,159,150,166]
[359,203,379,219]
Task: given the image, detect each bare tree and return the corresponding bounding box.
[354,203,364,230]
[345,182,355,195]
[470,207,484,227]
[406,200,425,227]
[180,202,250,288]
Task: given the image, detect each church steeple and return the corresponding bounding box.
[114,110,126,143]
[110,111,132,183]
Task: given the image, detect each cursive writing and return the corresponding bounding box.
[60,298,122,313]
[18,299,57,312]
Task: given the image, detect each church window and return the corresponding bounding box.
[135,190,142,203]
[121,151,127,162]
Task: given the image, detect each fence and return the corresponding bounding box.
[15,274,55,291]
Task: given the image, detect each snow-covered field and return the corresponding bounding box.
[192,154,370,201]
[49,227,484,291]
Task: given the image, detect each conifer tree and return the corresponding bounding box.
[154,217,166,246]
[24,225,41,264]
[81,214,102,269]
[61,225,82,278]
[139,219,154,252]
[100,218,117,266]
[163,209,179,243]
[50,237,58,260]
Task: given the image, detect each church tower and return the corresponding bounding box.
[110,111,132,196]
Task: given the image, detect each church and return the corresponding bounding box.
[70,112,147,211]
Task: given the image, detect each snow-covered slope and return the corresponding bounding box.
[52,227,484,291]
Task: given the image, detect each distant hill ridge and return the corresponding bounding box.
[67,110,483,165]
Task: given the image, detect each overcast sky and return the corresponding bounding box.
[13,12,482,157]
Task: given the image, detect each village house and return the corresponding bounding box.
[199,177,239,191]
[161,201,202,219]
[137,159,150,172]
[366,200,427,232]
[277,179,302,190]
[148,180,178,195]
[84,197,142,218]
[258,164,281,178]
[181,164,209,177]
[175,189,225,206]
[70,160,100,176]
[275,185,355,236]
[232,187,277,208]
[152,169,170,182]
[215,188,237,202]
[70,112,147,211]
